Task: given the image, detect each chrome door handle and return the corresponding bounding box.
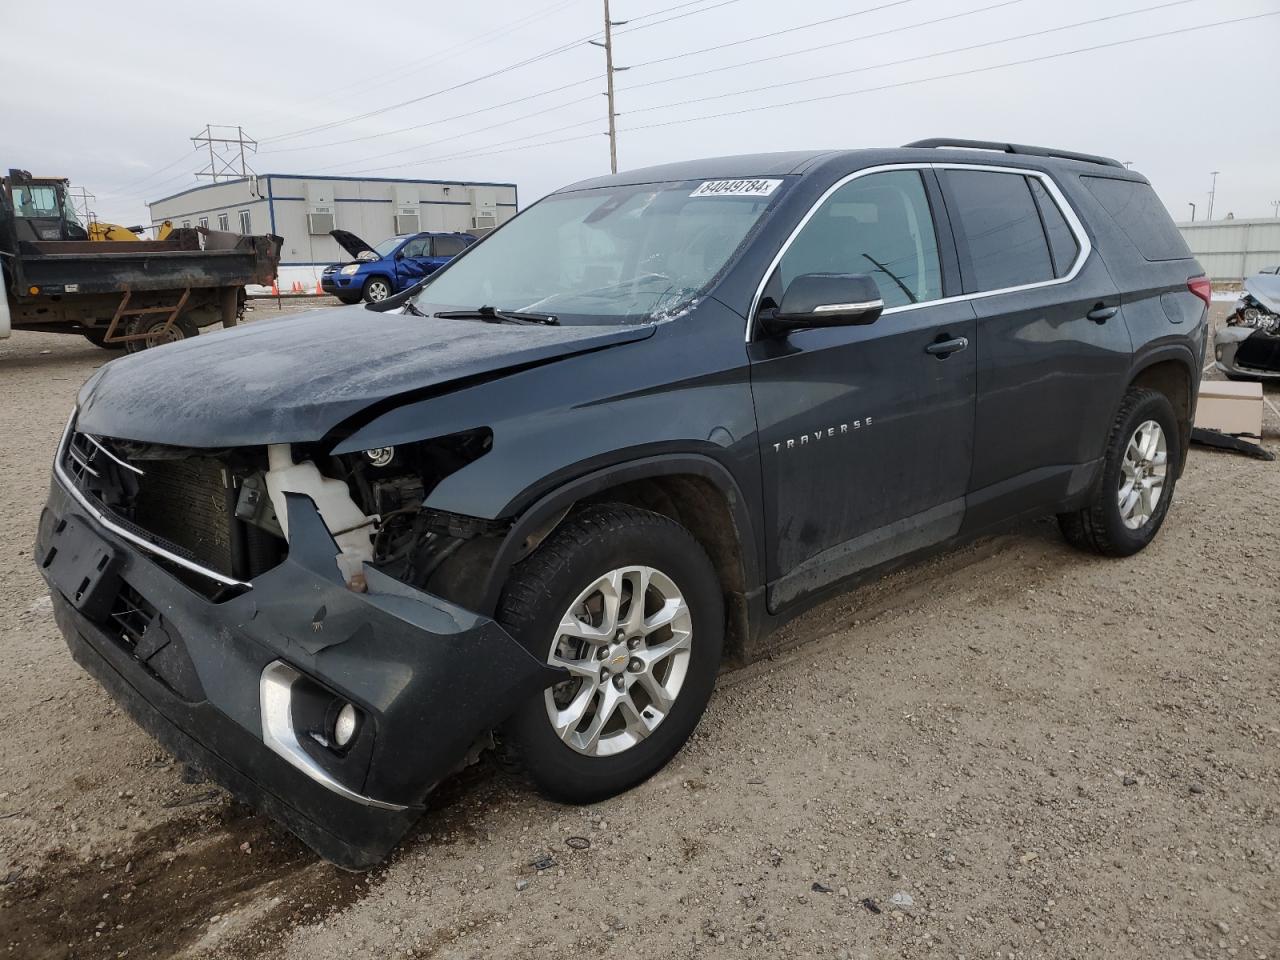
[925,336,969,357]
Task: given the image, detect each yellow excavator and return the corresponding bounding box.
[89,218,172,241]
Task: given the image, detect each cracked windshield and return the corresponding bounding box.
[415,179,784,323]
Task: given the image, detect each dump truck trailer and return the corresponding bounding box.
[1,169,281,350]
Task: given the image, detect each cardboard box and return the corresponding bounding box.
[1195,380,1264,438]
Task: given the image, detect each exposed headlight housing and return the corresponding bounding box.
[340,264,361,276]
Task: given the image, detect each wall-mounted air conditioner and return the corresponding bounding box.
[394,188,419,235]
[471,214,497,230]
[308,210,335,234]
[305,182,335,235]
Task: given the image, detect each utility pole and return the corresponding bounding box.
[589,1,628,174]
[192,124,258,182]
[1206,170,1220,222]
[1187,202,1196,222]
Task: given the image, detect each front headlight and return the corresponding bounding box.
[340,264,360,276]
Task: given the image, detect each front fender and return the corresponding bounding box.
[475,452,763,614]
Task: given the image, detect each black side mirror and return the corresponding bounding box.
[759,273,884,335]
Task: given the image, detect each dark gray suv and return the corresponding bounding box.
[38,139,1209,867]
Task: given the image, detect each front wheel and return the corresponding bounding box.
[498,504,724,804]
[335,293,362,305]
[1058,387,1181,556]
[362,276,392,303]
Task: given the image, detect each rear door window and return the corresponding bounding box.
[1028,178,1079,278]
[777,169,942,308]
[946,169,1053,291]
[432,235,468,257]
[1081,176,1191,261]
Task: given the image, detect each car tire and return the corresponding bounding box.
[362,277,392,303]
[497,503,724,804]
[1058,386,1180,557]
[335,293,362,305]
[81,329,126,350]
[124,313,199,353]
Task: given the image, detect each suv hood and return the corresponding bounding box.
[75,306,654,447]
[1244,274,1280,313]
[330,229,381,261]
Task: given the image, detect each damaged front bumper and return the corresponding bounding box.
[36,470,556,869]
[1215,323,1280,379]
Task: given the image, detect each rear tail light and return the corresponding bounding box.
[1188,276,1213,308]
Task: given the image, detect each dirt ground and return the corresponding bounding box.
[0,300,1276,960]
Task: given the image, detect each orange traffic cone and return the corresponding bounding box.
[292,281,303,293]
[271,279,279,296]
[315,279,323,295]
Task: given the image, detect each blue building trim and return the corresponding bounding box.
[267,176,276,235]
[264,172,517,189]
[150,172,517,208]
[158,197,269,220]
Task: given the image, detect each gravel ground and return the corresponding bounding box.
[0,301,1276,960]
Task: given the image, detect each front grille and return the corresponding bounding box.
[62,430,239,581]
[131,457,236,576]
[1235,330,1280,371]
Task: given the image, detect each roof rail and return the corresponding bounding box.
[903,138,1125,169]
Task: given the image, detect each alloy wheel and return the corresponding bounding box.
[1118,419,1167,529]
[367,280,390,301]
[544,566,692,757]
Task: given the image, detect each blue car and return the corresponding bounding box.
[321,229,476,304]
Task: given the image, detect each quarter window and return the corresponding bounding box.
[777,170,942,308]
[432,235,468,257]
[1027,177,1079,278]
[946,170,1053,291]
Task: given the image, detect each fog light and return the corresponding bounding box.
[334,703,358,747]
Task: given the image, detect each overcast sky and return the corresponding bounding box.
[5,0,1278,228]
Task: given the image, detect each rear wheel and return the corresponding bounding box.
[362,276,392,303]
[1058,387,1180,556]
[124,313,199,353]
[498,504,724,803]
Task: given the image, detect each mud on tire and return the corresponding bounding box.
[1058,386,1181,557]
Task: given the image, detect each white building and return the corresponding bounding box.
[148,173,518,291]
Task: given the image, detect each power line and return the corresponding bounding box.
[619,10,1277,134]
[623,0,1024,87]
[321,0,582,105]
[628,0,920,69]
[324,0,1204,176]
[259,76,599,157]
[100,148,200,195]
[260,0,743,146]
[616,0,1208,115]
[333,10,1274,174]
[264,0,985,168]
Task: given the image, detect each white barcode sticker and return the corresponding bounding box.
[690,178,782,198]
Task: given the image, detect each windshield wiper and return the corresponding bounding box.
[433,306,559,326]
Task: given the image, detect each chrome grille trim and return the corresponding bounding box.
[53,411,252,590]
